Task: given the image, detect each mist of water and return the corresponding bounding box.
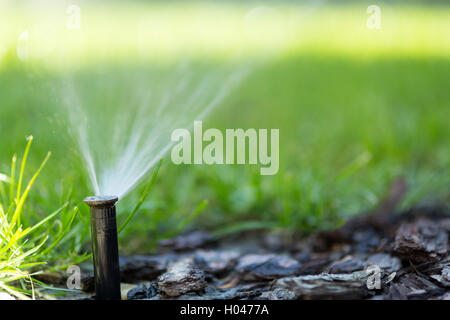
[59,61,250,199]
[46,2,320,200]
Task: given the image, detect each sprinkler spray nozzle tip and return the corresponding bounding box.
[84,195,118,207]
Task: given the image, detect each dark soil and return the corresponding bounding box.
[43,180,450,300]
[69,205,448,300]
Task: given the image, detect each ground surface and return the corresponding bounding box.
[38,198,449,300]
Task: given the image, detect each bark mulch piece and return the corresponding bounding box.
[274,271,371,300]
[157,258,207,297]
[394,218,448,263]
[81,201,450,300]
[69,178,450,300]
[235,254,302,281]
[387,273,445,300]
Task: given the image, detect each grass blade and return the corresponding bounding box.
[10,151,51,231]
[16,136,33,204]
[9,154,16,204]
[118,158,162,233]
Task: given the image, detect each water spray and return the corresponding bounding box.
[84,195,121,300]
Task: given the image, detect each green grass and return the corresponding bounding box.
[0,1,449,297]
[0,137,79,299]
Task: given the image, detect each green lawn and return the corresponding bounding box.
[0,2,449,295]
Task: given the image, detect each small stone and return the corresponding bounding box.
[194,250,240,275]
[126,284,147,300]
[236,254,301,280]
[157,258,207,297]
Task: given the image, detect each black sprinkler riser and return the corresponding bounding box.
[84,195,121,300]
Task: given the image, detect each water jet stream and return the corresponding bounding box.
[60,61,251,200]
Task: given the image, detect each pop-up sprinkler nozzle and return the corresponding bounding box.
[84,195,121,300]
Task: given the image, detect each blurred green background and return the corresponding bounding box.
[0,0,449,258]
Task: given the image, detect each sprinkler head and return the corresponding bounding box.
[84,195,121,300]
[84,195,118,207]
